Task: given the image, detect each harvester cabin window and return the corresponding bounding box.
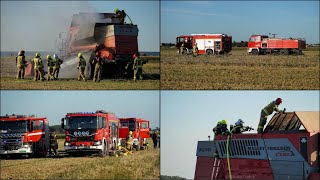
[129,120,136,131]
[32,120,43,130]
[120,122,128,127]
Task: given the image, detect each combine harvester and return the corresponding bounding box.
[119,117,150,151]
[194,111,320,180]
[0,114,50,158]
[60,12,140,79]
[176,34,232,55]
[247,34,306,55]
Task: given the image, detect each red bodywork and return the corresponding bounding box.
[119,118,150,147]
[247,34,306,55]
[0,115,49,156]
[176,34,232,55]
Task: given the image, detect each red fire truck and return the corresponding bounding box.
[194,111,320,180]
[176,34,232,55]
[0,114,50,158]
[247,34,306,55]
[119,118,150,151]
[61,110,120,157]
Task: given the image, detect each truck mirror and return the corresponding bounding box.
[61,118,65,129]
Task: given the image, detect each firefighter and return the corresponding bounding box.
[92,52,104,82]
[180,42,185,54]
[115,145,133,157]
[133,53,143,81]
[52,54,63,80]
[49,132,58,156]
[152,131,159,149]
[126,131,134,151]
[193,43,198,57]
[31,52,45,81]
[230,119,254,134]
[46,55,54,81]
[77,53,86,81]
[258,98,284,134]
[212,120,230,136]
[113,8,131,24]
[15,50,27,79]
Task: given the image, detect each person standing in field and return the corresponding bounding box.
[193,43,199,57]
[133,53,143,81]
[46,55,54,81]
[77,53,86,81]
[31,52,45,81]
[126,131,134,151]
[15,50,27,79]
[152,131,159,149]
[49,132,58,156]
[52,54,63,80]
[180,42,185,54]
[92,52,104,82]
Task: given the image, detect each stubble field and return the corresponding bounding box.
[0,56,160,90]
[0,138,160,179]
[161,47,319,90]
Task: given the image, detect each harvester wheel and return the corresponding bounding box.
[182,48,187,55]
[206,49,213,55]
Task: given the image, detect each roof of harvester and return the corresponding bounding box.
[265,111,319,133]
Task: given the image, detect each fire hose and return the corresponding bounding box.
[142,69,158,80]
[226,134,232,180]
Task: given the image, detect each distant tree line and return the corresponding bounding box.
[160,175,187,180]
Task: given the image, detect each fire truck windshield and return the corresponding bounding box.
[66,116,98,130]
[0,121,28,132]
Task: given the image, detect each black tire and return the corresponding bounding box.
[251,49,259,55]
[206,49,213,55]
[99,141,107,157]
[280,49,289,55]
[135,144,140,151]
[182,48,187,55]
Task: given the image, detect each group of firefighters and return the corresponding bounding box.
[180,42,199,57]
[15,50,144,82]
[212,98,284,136]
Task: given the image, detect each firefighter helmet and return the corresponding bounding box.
[53,54,58,59]
[129,131,132,135]
[235,119,244,126]
[221,120,227,124]
[133,54,137,58]
[117,145,121,150]
[46,55,51,59]
[18,50,25,56]
[114,8,120,13]
[78,53,82,58]
[35,52,41,57]
[276,98,282,105]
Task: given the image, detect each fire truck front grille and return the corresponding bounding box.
[70,136,95,142]
[0,137,23,151]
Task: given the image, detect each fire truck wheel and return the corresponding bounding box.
[135,144,140,151]
[206,50,213,55]
[251,49,259,55]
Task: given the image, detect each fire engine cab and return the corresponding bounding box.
[61,110,120,157]
[176,34,232,55]
[194,111,320,180]
[0,114,50,158]
[119,118,150,151]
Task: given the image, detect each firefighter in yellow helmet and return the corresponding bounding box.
[133,53,143,81]
[49,131,58,156]
[52,54,63,80]
[212,120,230,136]
[115,145,132,157]
[126,131,134,151]
[15,50,27,79]
[180,42,185,54]
[257,98,284,134]
[77,53,86,81]
[193,43,199,57]
[31,52,45,81]
[46,55,54,81]
[112,8,132,24]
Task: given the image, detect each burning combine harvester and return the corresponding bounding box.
[195,111,320,180]
[60,12,141,79]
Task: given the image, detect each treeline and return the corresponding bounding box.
[160,175,187,180]
[160,41,249,47]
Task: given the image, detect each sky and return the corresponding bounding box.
[160,90,319,179]
[161,1,320,44]
[0,1,159,52]
[0,91,160,128]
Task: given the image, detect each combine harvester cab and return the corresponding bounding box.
[194,111,320,180]
[176,34,232,55]
[61,110,120,157]
[247,34,306,55]
[62,12,139,78]
[0,115,50,158]
[119,118,150,150]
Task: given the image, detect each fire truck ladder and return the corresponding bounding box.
[211,158,225,179]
